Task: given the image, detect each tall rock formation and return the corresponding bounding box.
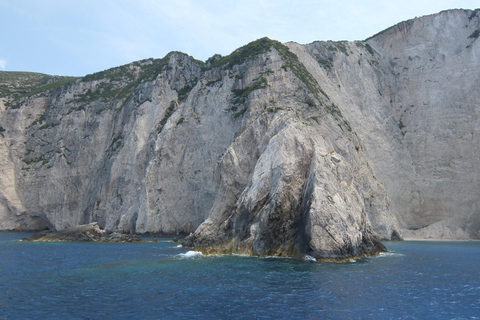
[0,9,478,258]
[367,9,480,239]
[289,8,480,239]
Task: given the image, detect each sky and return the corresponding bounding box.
[0,0,478,76]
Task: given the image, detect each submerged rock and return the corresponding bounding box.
[20,222,144,242]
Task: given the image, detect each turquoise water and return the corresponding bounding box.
[0,233,479,319]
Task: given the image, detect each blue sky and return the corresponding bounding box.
[0,0,478,76]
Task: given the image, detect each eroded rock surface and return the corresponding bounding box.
[289,9,480,239]
[21,222,143,242]
[1,9,479,258]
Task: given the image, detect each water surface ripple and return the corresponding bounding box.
[1,233,479,319]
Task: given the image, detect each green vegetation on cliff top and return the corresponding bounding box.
[78,52,204,104]
[1,51,204,106]
[83,51,204,83]
[1,38,318,105]
[0,71,78,100]
[208,37,325,101]
[206,37,275,69]
[3,38,331,120]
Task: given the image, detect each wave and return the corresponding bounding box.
[177,250,203,258]
[304,255,317,262]
[378,252,404,258]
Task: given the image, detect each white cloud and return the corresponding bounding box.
[0,58,6,70]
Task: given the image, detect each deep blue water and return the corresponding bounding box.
[0,233,479,320]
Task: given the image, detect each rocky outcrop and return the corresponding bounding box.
[1,9,479,258]
[0,39,397,259]
[183,116,390,259]
[289,9,480,239]
[20,222,143,242]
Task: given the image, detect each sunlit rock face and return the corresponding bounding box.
[0,9,478,258]
[289,9,480,239]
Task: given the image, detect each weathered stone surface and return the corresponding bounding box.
[0,39,396,259]
[183,120,389,259]
[1,9,479,258]
[20,222,143,242]
[288,9,480,239]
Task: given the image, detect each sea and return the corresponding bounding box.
[0,233,479,320]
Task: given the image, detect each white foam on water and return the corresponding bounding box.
[304,255,317,262]
[177,250,203,258]
[378,252,404,258]
[175,244,182,248]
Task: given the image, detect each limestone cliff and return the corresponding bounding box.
[289,8,480,239]
[0,9,478,258]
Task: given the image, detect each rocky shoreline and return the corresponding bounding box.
[20,222,144,242]
[1,9,479,259]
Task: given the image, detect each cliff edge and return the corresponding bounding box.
[0,9,478,259]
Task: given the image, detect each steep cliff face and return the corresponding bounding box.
[289,9,480,239]
[0,9,478,258]
[0,38,397,259]
[183,47,395,257]
[0,54,205,233]
[367,9,480,239]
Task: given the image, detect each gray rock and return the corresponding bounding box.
[1,9,479,259]
[289,9,480,239]
[20,222,143,242]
